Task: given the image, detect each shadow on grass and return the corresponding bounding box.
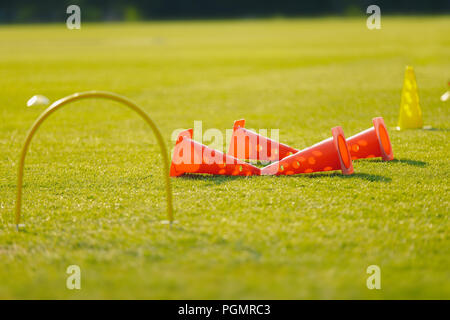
[179,173,250,185]
[12,227,39,236]
[364,158,427,167]
[423,127,449,132]
[179,171,391,183]
[301,172,392,182]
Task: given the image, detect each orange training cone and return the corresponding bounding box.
[228,119,298,162]
[170,129,261,177]
[261,127,354,176]
[347,117,394,161]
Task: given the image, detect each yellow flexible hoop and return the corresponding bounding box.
[14,91,173,230]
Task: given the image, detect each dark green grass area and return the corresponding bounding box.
[0,17,449,298]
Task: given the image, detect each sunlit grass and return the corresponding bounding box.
[0,17,449,299]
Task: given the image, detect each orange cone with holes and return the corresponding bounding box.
[261,127,354,176]
[347,117,394,161]
[170,129,261,177]
[228,119,298,162]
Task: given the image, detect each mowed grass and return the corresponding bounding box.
[0,17,449,299]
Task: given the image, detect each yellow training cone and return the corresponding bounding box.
[397,66,423,130]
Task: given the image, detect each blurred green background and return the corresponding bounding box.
[1,0,449,23]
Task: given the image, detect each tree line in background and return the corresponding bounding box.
[0,0,449,23]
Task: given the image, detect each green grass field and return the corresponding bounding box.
[0,17,449,299]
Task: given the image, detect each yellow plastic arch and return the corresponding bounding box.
[14,91,173,230]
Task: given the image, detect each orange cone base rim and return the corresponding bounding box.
[373,117,394,161]
[332,126,354,175]
[347,117,394,161]
[261,126,354,176]
[170,128,261,177]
